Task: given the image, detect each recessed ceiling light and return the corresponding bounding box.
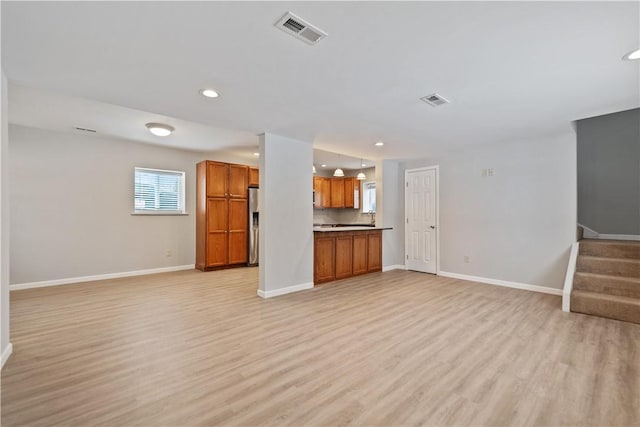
[200,89,219,98]
[253,152,260,157]
[622,48,640,60]
[145,122,174,137]
[321,164,327,168]
[361,163,367,167]
[374,141,384,147]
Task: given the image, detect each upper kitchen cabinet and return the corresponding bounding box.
[207,162,228,198]
[228,164,249,198]
[314,176,359,209]
[206,162,248,198]
[248,167,259,187]
[344,177,355,209]
[330,178,345,208]
[314,176,331,209]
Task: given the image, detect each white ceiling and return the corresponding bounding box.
[2,1,639,160]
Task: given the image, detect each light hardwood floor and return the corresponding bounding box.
[2,268,639,426]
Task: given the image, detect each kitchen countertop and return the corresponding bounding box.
[313,226,393,232]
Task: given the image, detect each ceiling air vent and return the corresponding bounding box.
[420,93,450,107]
[275,12,327,45]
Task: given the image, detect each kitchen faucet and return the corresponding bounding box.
[369,210,375,226]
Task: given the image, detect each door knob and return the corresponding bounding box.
[430,225,435,229]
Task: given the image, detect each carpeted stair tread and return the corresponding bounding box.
[571,290,640,324]
[573,272,640,298]
[579,239,640,259]
[576,255,640,278]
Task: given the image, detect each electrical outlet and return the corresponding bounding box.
[464,255,470,263]
[488,168,495,176]
[166,250,172,257]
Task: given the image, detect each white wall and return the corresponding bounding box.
[377,160,405,268]
[402,130,577,290]
[259,133,313,297]
[1,72,12,367]
[8,125,254,285]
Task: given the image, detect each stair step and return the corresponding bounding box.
[571,290,640,324]
[576,255,640,278]
[580,239,640,260]
[573,272,640,298]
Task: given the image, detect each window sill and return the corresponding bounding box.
[131,212,189,216]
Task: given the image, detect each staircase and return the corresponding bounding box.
[571,239,640,324]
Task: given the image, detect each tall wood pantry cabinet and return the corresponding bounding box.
[196,161,249,271]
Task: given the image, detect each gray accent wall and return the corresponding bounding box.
[577,108,640,235]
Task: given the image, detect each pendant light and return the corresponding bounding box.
[356,159,367,180]
[313,165,317,174]
[333,168,344,177]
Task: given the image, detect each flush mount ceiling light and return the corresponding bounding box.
[145,122,174,137]
[200,89,219,98]
[622,48,640,60]
[374,141,384,147]
[333,168,345,177]
[356,158,367,181]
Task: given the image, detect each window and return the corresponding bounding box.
[134,167,186,214]
[361,181,376,213]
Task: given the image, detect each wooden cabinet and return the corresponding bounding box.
[335,236,353,279]
[249,167,259,187]
[207,162,228,198]
[314,177,331,209]
[228,199,248,265]
[229,164,249,198]
[314,230,382,285]
[314,176,358,209]
[352,234,368,275]
[344,178,355,208]
[367,232,382,271]
[330,178,345,208]
[314,236,336,283]
[196,161,249,271]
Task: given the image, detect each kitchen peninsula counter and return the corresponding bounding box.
[313,227,392,285]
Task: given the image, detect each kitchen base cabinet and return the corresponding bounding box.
[352,234,368,275]
[313,229,383,285]
[315,237,336,283]
[367,232,382,272]
[335,236,353,279]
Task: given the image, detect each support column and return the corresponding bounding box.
[258,133,314,298]
[376,159,405,269]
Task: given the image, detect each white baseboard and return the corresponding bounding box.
[597,234,640,241]
[1,343,13,369]
[10,264,195,291]
[383,264,407,272]
[257,282,314,298]
[438,271,563,296]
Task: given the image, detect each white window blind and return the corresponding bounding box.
[362,181,376,213]
[134,167,186,214]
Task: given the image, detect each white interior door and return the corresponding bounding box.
[406,168,437,274]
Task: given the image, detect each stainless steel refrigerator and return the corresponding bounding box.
[248,188,259,266]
